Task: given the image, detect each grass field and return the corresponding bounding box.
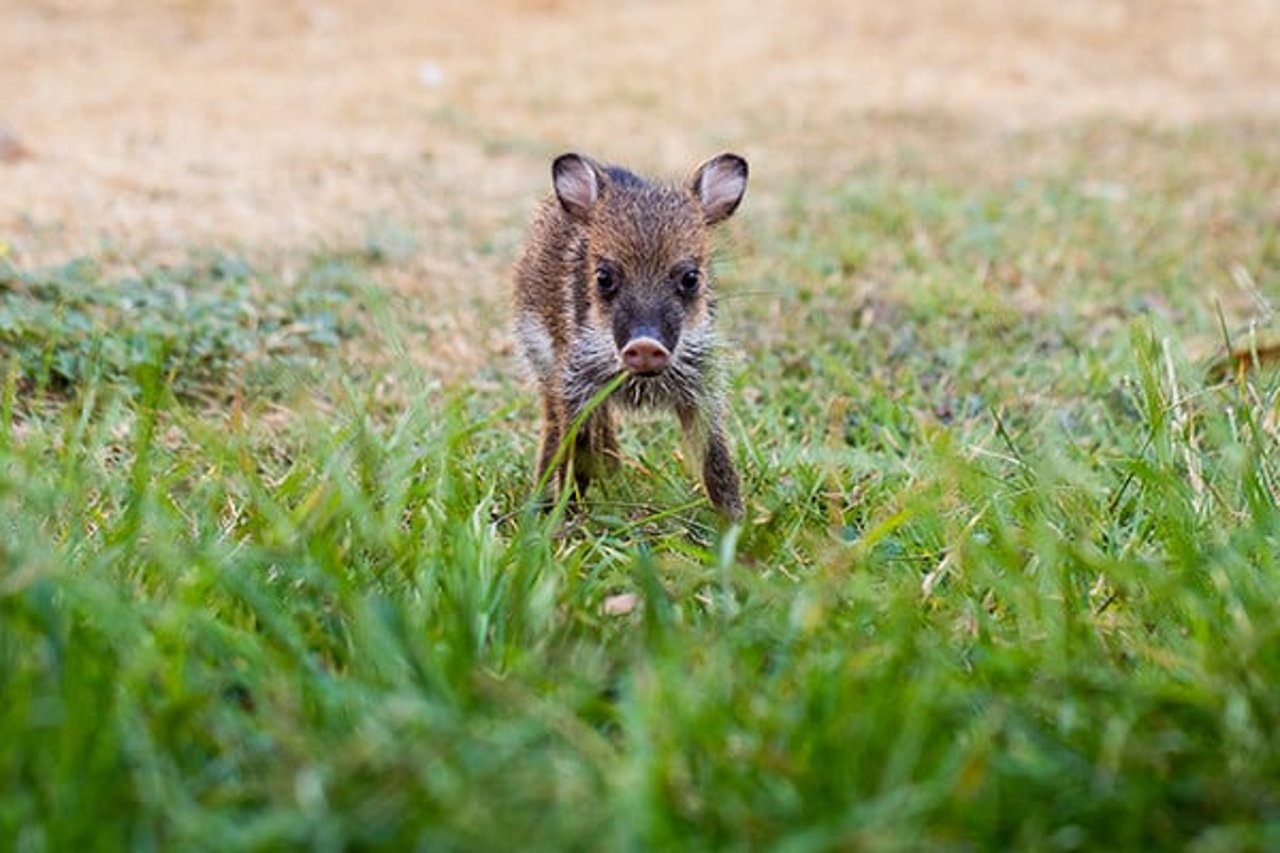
[4,2,1280,849]
[5,120,1279,849]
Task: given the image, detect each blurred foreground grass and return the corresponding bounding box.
[2,123,1279,849]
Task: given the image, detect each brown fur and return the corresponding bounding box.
[513,152,748,519]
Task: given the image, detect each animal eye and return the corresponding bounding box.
[596,268,617,297]
[678,268,701,296]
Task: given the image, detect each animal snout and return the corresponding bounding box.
[621,337,670,375]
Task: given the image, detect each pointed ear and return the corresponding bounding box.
[552,153,603,221]
[690,153,748,225]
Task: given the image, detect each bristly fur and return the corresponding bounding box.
[562,319,720,416]
[513,151,748,519]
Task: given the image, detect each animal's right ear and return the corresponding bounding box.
[552,154,602,221]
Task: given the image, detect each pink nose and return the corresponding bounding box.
[621,337,670,375]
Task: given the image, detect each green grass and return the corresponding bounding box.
[3,125,1280,850]
[0,253,367,403]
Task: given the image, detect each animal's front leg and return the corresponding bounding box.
[572,404,619,497]
[679,403,744,521]
[535,389,569,506]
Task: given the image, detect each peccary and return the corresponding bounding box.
[513,152,748,519]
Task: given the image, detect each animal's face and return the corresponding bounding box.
[553,153,748,377]
[586,189,708,374]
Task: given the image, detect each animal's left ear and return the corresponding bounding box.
[690,153,748,225]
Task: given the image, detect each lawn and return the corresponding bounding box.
[3,115,1278,849]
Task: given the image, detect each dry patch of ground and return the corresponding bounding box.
[3,0,1278,374]
[6,0,1278,256]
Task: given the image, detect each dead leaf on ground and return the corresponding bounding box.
[603,593,638,616]
[0,127,31,163]
[1208,337,1280,381]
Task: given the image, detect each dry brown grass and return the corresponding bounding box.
[4,0,1278,375]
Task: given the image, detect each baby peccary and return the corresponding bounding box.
[514,152,749,519]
